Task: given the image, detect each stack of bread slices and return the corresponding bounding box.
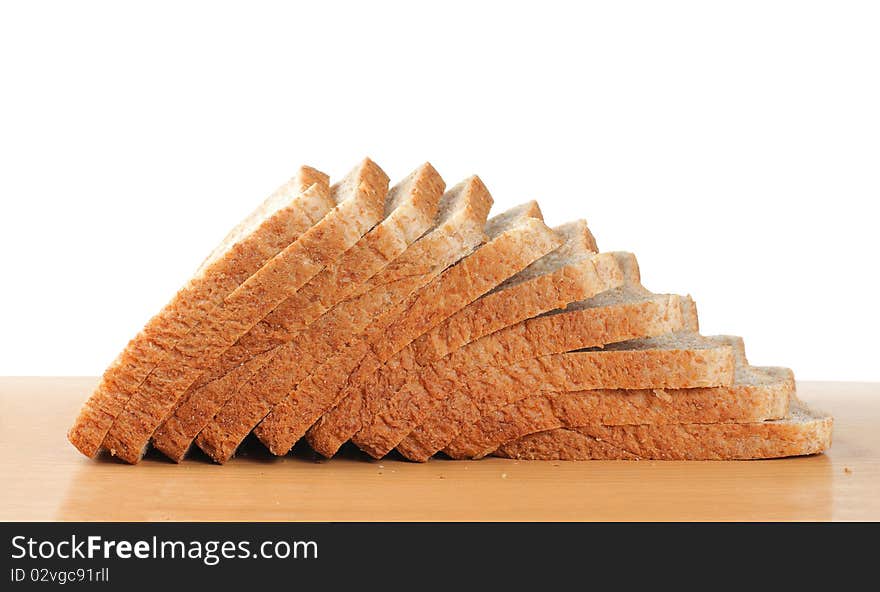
[68,159,832,464]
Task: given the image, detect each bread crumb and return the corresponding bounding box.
[501,473,508,479]
[652,389,672,402]
[844,466,853,474]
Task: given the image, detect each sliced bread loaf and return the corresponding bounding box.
[352,222,626,458]
[493,398,832,460]
[393,252,692,461]
[398,327,735,462]
[445,336,793,459]
[102,159,390,462]
[182,164,444,397]
[405,220,606,365]
[289,203,562,458]
[197,176,493,462]
[68,165,332,458]
[151,163,444,461]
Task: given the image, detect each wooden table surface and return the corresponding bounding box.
[1,377,877,521]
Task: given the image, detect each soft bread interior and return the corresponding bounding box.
[701,335,793,388]
[328,158,386,207]
[429,176,493,241]
[491,220,599,293]
[485,200,544,238]
[590,330,732,352]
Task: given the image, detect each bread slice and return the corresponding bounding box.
[101,159,390,463]
[196,177,493,463]
[406,221,606,365]
[445,336,793,459]
[151,163,444,461]
[295,202,562,458]
[352,222,626,458]
[398,329,735,462]
[179,164,445,398]
[67,165,332,458]
[493,398,832,460]
[394,253,693,461]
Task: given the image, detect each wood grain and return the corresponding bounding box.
[0,377,876,521]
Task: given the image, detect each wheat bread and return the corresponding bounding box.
[398,327,735,461]
[181,164,445,398]
[68,166,332,458]
[306,206,564,458]
[394,253,693,460]
[445,336,793,459]
[352,222,627,458]
[102,159,390,462]
[151,164,444,461]
[493,398,832,460]
[196,177,493,462]
[288,202,562,458]
[405,220,604,366]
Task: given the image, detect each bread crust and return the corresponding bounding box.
[67,166,332,458]
[302,209,563,458]
[151,164,445,461]
[493,399,832,460]
[352,245,625,459]
[197,177,494,462]
[102,159,390,463]
[445,364,794,459]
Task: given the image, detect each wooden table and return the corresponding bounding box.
[1,378,877,521]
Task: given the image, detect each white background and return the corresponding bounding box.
[0,1,877,380]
